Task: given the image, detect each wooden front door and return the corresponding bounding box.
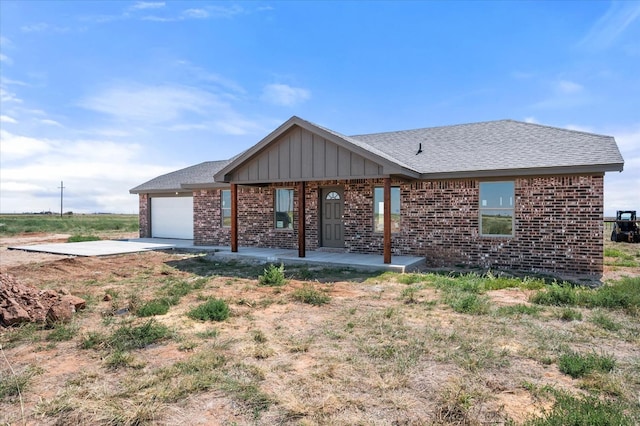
[321,187,344,248]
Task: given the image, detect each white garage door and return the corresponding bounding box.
[151,197,194,239]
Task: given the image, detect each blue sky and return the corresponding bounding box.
[1,1,638,215]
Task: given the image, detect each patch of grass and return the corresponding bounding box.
[400,285,422,303]
[47,322,79,342]
[530,283,580,306]
[397,273,431,285]
[105,350,140,370]
[188,298,230,321]
[0,213,138,236]
[67,234,101,243]
[589,311,622,332]
[558,350,615,378]
[525,389,634,425]
[109,319,172,351]
[80,331,105,349]
[292,284,330,306]
[0,365,41,400]
[195,329,219,339]
[495,304,542,317]
[136,298,176,317]
[444,291,490,315]
[556,308,582,322]
[0,322,42,348]
[258,263,287,287]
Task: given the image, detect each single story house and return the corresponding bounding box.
[130,116,624,277]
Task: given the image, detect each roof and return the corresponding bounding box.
[134,117,625,192]
[350,119,624,177]
[129,160,231,194]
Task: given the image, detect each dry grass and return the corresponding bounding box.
[1,249,639,425]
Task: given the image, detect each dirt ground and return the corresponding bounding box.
[1,233,638,425]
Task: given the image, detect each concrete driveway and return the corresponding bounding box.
[8,240,176,257]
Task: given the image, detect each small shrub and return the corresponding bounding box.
[258,264,286,287]
[67,235,101,243]
[292,285,330,306]
[558,351,615,378]
[188,298,230,321]
[136,298,175,317]
[401,285,421,303]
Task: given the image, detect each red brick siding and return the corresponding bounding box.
[191,174,604,276]
[138,194,150,238]
[193,190,231,246]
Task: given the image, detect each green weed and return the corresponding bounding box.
[109,320,172,351]
[292,284,330,306]
[258,263,287,287]
[495,304,542,317]
[188,299,230,321]
[46,322,79,342]
[67,234,101,242]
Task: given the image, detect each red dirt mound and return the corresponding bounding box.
[0,271,85,327]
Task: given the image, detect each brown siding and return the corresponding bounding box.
[229,127,384,183]
[191,174,604,277]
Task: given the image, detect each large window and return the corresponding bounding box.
[221,189,231,227]
[479,181,514,236]
[373,187,401,233]
[274,189,294,229]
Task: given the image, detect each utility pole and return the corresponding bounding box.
[58,181,65,218]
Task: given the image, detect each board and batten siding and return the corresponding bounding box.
[231,127,384,183]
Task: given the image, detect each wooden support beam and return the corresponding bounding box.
[383,177,392,264]
[298,181,306,258]
[231,183,238,253]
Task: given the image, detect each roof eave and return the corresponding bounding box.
[181,182,230,190]
[418,163,624,180]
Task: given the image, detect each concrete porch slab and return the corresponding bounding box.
[129,238,425,272]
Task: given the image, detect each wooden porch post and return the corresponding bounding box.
[298,181,306,258]
[231,183,238,252]
[383,177,392,264]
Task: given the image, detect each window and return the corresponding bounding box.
[479,181,514,236]
[221,189,231,227]
[274,188,294,229]
[373,187,401,233]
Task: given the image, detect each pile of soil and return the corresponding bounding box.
[0,271,85,327]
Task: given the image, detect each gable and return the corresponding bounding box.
[225,126,385,184]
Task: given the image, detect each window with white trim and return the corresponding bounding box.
[479,181,514,236]
[221,189,231,227]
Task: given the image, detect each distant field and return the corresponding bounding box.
[0,214,139,236]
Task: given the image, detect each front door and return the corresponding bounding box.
[321,187,344,248]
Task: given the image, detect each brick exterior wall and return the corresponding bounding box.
[193,190,230,246]
[138,194,150,238]
[188,174,604,277]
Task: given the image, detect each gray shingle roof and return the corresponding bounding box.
[134,118,624,192]
[350,119,624,176]
[129,160,231,194]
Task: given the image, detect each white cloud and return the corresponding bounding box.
[130,1,165,11]
[564,124,594,133]
[0,130,53,160]
[580,2,640,50]
[0,115,17,124]
[79,84,220,123]
[182,9,209,19]
[20,23,70,33]
[524,116,537,124]
[261,83,311,106]
[40,119,63,127]
[0,87,23,104]
[556,80,583,94]
[603,126,640,216]
[0,54,12,65]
